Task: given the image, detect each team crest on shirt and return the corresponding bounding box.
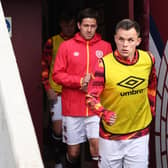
[73,51,79,57]
[96,50,103,58]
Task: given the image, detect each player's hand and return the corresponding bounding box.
[80,73,92,92]
[102,110,117,125]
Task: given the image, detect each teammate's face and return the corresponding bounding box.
[77,18,97,40]
[114,27,141,59]
[60,19,76,38]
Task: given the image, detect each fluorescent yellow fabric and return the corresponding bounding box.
[49,35,64,93]
[101,50,152,134]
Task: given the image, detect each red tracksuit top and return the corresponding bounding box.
[52,32,112,116]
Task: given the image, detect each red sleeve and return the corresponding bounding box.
[52,42,82,88]
[41,38,52,91]
[147,52,157,116]
[86,59,106,116]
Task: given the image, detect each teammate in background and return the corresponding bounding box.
[86,19,157,168]
[52,8,112,168]
[41,10,76,168]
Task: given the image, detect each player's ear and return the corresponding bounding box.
[136,37,141,46]
[77,22,81,30]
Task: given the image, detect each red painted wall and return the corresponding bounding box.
[150,0,168,44]
[1,0,43,150]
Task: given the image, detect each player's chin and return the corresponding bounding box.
[85,35,94,40]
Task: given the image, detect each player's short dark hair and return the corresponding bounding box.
[77,8,99,24]
[59,10,75,23]
[115,19,141,37]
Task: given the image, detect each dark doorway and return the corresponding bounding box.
[42,0,150,167]
[42,0,149,49]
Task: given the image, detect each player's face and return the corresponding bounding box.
[114,27,141,59]
[60,19,76,38]
[77,18,97,40]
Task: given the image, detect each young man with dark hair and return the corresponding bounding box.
[86,19,157,168]
[42,10,76,168]
[52,8,112,168]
